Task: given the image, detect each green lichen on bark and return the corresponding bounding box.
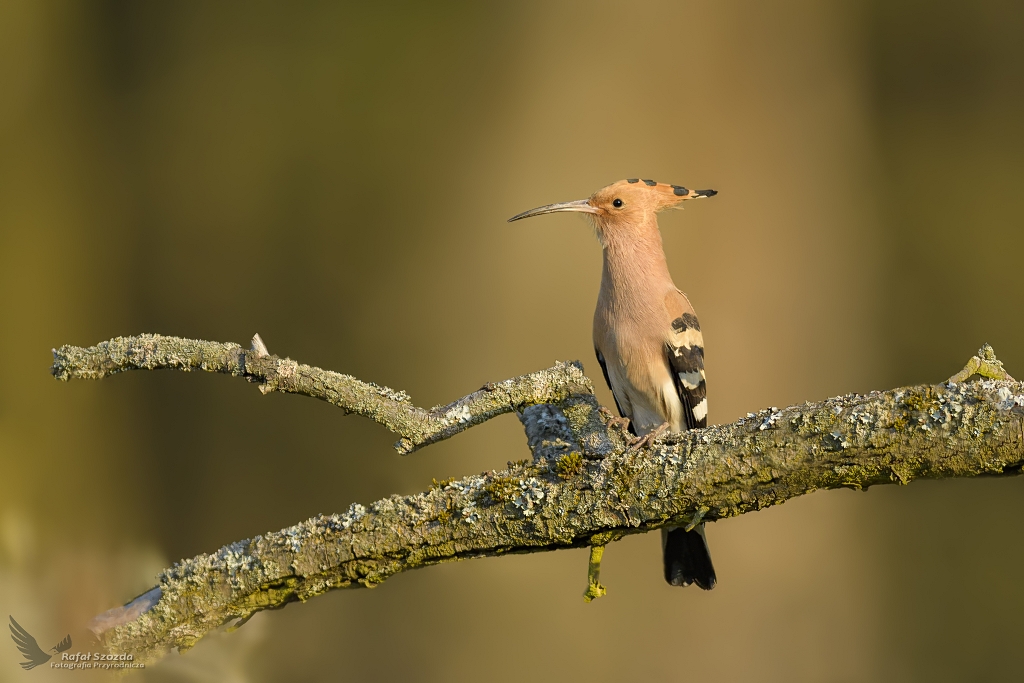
[54,337,1024,663]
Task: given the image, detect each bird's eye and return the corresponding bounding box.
[612,198,623,208]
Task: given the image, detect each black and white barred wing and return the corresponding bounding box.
[666,311,707,430]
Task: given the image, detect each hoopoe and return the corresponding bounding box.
[509,178,718,590]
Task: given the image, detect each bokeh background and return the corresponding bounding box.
[2,1,1024,681]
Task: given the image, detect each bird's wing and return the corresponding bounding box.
[9,617,52,670]
[664,292,707,430]
[53,634,72,653]
[595,348,635,433]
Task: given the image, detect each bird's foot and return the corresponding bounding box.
[627,422,670,453]
[598,407,633,435]
[948,343,1015,383]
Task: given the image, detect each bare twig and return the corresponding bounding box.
[54,339,1024,663]
[51,334,595,454]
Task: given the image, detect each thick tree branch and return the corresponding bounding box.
[54,337,1024,663]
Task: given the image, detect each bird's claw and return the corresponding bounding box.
[627,422,670,453]
[598,407,633,435]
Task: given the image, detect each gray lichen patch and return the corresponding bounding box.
[51,334,246,380]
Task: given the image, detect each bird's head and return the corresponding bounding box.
[508,178,716,242]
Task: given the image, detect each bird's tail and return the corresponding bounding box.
[662,524,716,590]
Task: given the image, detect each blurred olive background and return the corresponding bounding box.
[2,1,1023,681]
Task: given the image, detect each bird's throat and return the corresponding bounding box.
[599,233,675,305]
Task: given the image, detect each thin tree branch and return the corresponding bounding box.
[50,334,596,454]
[54,338,1024,663]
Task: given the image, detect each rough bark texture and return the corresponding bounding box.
[51,336,1024,662]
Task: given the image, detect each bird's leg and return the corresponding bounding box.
[583,545,607,602]
[627,422,670,453]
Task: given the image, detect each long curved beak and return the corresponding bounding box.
[507,199,599,222]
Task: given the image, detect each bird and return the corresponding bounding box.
[509,178,718,590]
[9,616,72,670]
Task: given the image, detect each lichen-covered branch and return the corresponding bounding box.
[56,338,1024,663]
[50,334,595,454]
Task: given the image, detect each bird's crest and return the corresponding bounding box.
[616,178,717,210]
